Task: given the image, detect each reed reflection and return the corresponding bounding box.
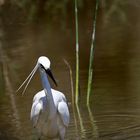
[0,19,22,139]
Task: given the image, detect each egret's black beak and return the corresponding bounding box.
[45,69,57,86]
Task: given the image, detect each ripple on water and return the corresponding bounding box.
[65,106,99,140]
[96,112,140,140]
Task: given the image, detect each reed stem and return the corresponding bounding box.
[75,0,79,104]
[63,59,75,107]
[87,0,99,106]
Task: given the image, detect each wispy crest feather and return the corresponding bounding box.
[16,63,38,95]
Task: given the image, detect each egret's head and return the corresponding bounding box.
[38,56,51,70]
[37,56,57,86]
[17,56,57,95]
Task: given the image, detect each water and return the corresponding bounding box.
[1,0,140,139]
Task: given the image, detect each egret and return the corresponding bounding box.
[17,56,70,140]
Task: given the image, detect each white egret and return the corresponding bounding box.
[17,56,70,140]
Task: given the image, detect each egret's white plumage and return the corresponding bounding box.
[17,56,70,140]
[31,89,69,139]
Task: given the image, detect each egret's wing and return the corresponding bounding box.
[30,102,42,128]
[58,101,70,127]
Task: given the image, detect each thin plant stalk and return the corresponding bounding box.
[63,59,75,107]
[87,0,99,106]
[63,59,79,137]
[75,0,80,104]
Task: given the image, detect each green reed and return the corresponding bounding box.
[75,0,79,104]
[87,0,99,106]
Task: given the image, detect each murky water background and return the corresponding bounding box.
[1,0,140,140]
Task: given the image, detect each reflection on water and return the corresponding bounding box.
[1,0,140,140]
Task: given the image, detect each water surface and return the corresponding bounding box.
[1,0,140,140]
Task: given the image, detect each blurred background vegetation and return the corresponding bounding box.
[0,0,134,22]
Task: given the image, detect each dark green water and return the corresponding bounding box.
[1,0,140,140]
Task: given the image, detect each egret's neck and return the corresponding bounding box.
[39,68,56,118]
